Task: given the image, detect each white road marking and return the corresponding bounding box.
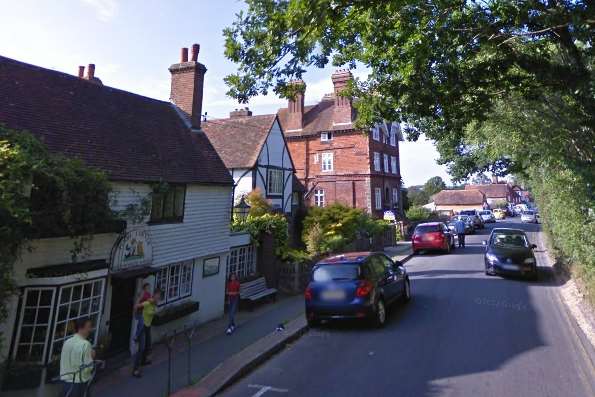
[248,384,289,397]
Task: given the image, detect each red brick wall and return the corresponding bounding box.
[288,129,401,218]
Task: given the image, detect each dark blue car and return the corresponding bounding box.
[305,252,411,327]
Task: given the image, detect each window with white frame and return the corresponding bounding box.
[373,152,381,171]
[392,188,399,207]
[320,132,332,142]
[155,260,194,304]
[227,244,256,280]
[383,154,389,173]
[321,152,333,172]
[391,156,397,174]
[49,280,104,363]
[372,126,380,141]
[314,189,325,207]
[390,124,397,146]
[375,188,382,210]
[267,168,284,195]
[13,288,56,363]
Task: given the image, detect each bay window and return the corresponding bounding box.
[155,260,194,304]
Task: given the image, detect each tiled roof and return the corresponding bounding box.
[202,115,277,169]
[465,183,510,198]
[434,190,486,205]
[0,55,232,185]
[277,97,356,137]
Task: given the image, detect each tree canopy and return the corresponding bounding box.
[224,0,593,180]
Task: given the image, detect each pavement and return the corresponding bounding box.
[219,219,595,397]
[92,294,304,397]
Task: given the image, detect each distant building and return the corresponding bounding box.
[433,190,487,213]
[278,70,404,218]
[465,183,520,205]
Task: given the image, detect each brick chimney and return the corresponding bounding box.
[331,69,353,126]
[169,43,207,129]
[230,107,253,118]
[286,80,305,131]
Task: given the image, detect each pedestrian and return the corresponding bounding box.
[454,217,466,248]
[60,317,95,397]
[226,273,241,335]
[132,289,161,378]
[133,283,152,343]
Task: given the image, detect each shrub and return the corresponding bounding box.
[302,204,388,256]
[406,206,433,221]
[245,188,273,217]
[232,212,289,255]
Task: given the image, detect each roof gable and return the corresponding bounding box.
[0,55,232,185]
[202,114,277,169]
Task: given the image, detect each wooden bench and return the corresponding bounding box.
[240,277,277,308]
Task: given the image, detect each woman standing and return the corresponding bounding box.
[132,289,161,377]
[226,274,240,335]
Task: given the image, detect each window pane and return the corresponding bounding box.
[33,328,47,343]
[72,285,82,301]
[151,193,163,221]
[82,283,92,299]
[58,304,68,321]
[37,308,50,324]
[163,191,175,218]
[40,290,53,306]
[20,326,34,343]
[23,309,36,325]
[26,290,39,307]
[174,187,185,217]
[60,288,72,304]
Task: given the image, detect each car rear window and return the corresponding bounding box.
[491,232,529,248]
[523,210,534,215]
[415,225,440,233]
[312,264,360,282]
[460,211,475,215]
[480,210,491,215]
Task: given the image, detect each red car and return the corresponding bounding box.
[412,222,455,255]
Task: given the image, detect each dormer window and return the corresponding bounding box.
[321,132,332,142]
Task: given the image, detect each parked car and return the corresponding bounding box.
[459,210,484,229]
[450,215,474,234]
[305,252,411,327]
[479,209,496,223]
[514,204,528,216]
[493,209,506,220]
[521,210,538,223]
[483,228,538,280]
[412,222,456,254]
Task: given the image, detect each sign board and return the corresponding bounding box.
[383,210,396,221]
[111,227,153,272]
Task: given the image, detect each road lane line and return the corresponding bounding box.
[248,384,289,397]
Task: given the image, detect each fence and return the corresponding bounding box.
[278,260,315,294]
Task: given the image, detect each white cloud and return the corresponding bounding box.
[81,0,118,22]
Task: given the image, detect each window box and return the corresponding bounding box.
[153,301,200,327]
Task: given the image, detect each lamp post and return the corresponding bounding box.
[233,196,251,223]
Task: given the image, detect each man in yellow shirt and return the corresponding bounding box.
[132,288,161,377]
[60,318,95,397]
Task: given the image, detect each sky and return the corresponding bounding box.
[0,0,452,186]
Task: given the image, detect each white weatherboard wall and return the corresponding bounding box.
[254,120,294,213]
[109,181,233,337]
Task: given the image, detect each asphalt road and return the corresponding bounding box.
[220,219,595,397]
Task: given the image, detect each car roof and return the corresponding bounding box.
[416,222,442,226]
[317,251,381,265]
[490,228,527,235]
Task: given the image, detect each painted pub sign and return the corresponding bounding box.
[110,227,153,272]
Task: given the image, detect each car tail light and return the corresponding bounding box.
[304,286,313,301]
[413,234,421,241]
[355,280,373,298]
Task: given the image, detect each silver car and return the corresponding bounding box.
[479,210,496,223]
[521,210,538,223]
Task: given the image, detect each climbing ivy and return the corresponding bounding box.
[0,125,117,351]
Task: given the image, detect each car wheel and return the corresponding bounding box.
[403,278,412,303]
[373,299,387,328]
[485,265,496,276]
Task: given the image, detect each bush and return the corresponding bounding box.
[302,204,388,256]
[245,188,273,217]
[406,206,433,221]
[232,212,289,255]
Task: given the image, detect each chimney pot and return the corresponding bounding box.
[87,64,95,80]
[181,47,188,62]
[191,44,200,62]
[78,66,85,78]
